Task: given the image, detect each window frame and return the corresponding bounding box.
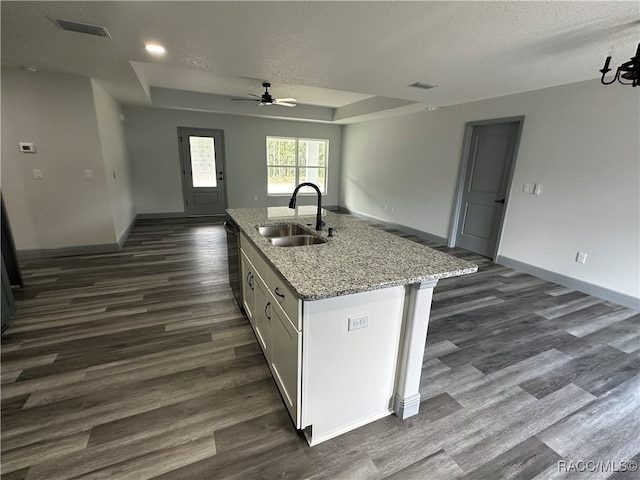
[266,136,329,196]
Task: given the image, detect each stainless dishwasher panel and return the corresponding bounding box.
[224,216,243,311]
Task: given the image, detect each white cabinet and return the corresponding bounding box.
[253,272,271,362]
[240,250,255,326]
[270,301,301,426]
[239,232,405,446]
[268,270,301,329]
[240,234,301,426]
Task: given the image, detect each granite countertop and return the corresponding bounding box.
[227,206,478,301]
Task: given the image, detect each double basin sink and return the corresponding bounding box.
[257,223,327,247]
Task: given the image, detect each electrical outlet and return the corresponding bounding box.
[84,170,93,180]
[253,195,258,202]
[384,205,389,212]
[389,206,395,213]
[523,184,535,194]
[348,315,369,331]
[576,252,587,264]
[19,142,36,153]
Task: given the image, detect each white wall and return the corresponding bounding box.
[340,79,640,299]
[1,69,119,251]
[91,80,135,243]
[122,106,342,213]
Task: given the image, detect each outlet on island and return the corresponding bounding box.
[348,314,369,331]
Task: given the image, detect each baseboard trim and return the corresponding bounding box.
[322,205,340,211]
[136,212,188,220]
[339,207,448,245]
[18,243,121,261]
[19,214,139,261]
[496,255,640,311]
[393,392,421,420]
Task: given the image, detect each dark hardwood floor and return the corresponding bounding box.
[1,216,638,479]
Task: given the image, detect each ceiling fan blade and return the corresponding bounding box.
[231,98,259,102]
[274,101,296,107]
[249,93,262,99]
[275,97,297,103]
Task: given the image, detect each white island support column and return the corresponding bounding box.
[393,279,439,419]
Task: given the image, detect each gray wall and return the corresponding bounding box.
[1,69,133,252]
[340,79,640,300]
[122,106,342,213]
[91,80,136,243]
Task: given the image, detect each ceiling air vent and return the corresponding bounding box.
[48,17,111,38]
[408,81,439,90]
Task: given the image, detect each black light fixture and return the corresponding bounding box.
[599,43,640,87]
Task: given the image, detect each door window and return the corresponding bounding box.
[189,136,217,188]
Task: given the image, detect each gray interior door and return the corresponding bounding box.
[178,127,227,215]
[455,122,520,258]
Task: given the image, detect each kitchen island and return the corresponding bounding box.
[226,206,477,446]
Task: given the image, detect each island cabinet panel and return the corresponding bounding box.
[240,236,302,427]
[301,286,405,446]
[270,301,302,427]
[240,250,255,326]
[268,270,300,329]
[240,233,253,260]
[253,274,272,362]
[250,246,270,285]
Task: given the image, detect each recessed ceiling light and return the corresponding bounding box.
[21,65,38,73]
[145,44,166,55]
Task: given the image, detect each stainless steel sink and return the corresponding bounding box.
[269,235,327,247]
[258,223,310,238]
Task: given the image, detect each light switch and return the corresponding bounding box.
[534,184,542,195]
[523,184,535,194]
[33,169,42,179]
[84,170,93,180]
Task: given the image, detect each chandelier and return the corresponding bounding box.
[600,43,640,87]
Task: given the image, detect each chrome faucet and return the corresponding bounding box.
[288,182,324,231]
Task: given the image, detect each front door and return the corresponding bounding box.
[455,121,521,258]
[178,127,227,215]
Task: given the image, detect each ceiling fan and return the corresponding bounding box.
[231,82,297,107]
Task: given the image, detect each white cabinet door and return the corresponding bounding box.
[240,251,255,326]
[253,274,271,362]
[270,303,301,427]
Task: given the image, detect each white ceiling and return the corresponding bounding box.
[2,1,638,123]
